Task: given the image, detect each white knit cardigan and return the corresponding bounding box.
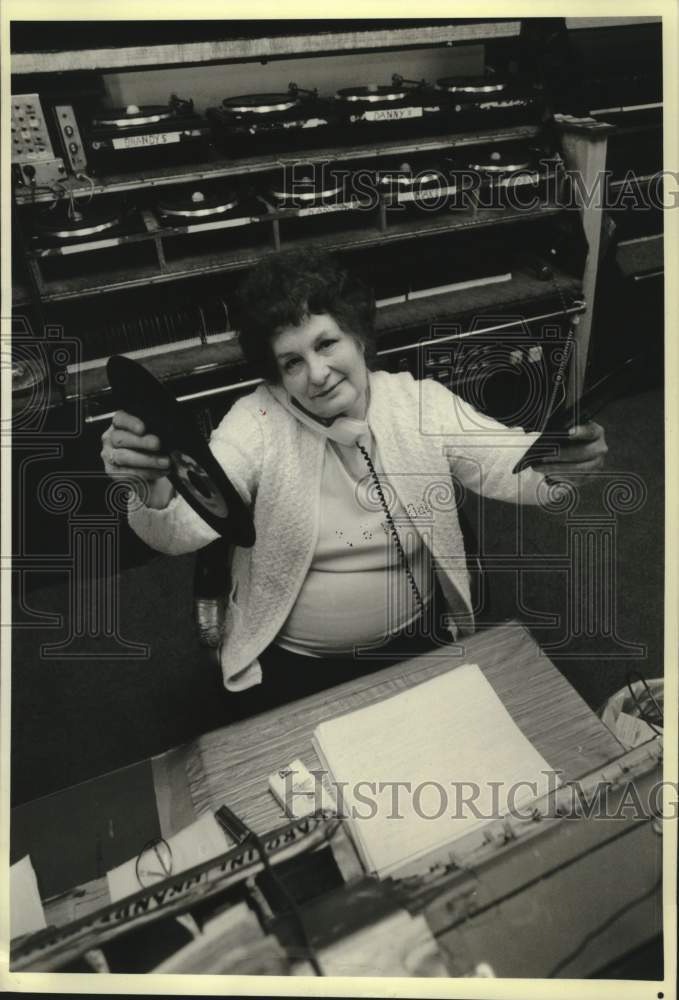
[128,370,545,690]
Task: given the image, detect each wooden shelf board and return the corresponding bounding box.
[12,21,520,75]
[37,202,564,303]
[14,125,541,206]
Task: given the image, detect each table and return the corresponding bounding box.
[181,620,625,831]
[11,622,663,976]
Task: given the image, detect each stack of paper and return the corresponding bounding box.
[313,663,557,876]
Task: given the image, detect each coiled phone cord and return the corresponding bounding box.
[356,442,426,620]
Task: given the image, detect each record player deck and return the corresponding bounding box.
[30,197,141,254]
[436,73,539,129]
[207,85,337,153]
[155,185,257,232]
[207,74,539,155]
[85,96,210,170]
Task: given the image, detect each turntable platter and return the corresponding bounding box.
[157,187,240,219]
[436,75,507,95]
[93,104,175,128]
[34,203,123,241]
[269,170,344,204]
[376,160,441,189]
[466,147,532,173]
[221,93,301,115]
[336,84,408,103]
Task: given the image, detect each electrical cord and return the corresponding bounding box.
[356,442,426,618]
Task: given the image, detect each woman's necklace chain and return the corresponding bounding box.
[356,442,426,617]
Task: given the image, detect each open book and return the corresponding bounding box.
[313,663,558,877]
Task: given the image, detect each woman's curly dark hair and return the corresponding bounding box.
[236,248,377,382]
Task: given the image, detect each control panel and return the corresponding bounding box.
[11,94,54,162]
[11,93,66,187]
[54,105,89,173]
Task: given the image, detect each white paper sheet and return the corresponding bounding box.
[314,663,560,875]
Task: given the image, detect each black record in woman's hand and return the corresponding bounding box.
[106,355,255,546]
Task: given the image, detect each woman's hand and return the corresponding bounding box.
[534,421,608,485]
[101,411,175,507]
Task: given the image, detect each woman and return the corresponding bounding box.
[101,249,607,712]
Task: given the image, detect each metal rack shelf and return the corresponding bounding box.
[13,125,542,206]
[34,202,564,303]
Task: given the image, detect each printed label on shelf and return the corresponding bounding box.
[112,131,182,150]
[297,201,361,217]
[496,172,540,188]
[397,184,457,203]
[364,106,424,122]
[183,216,255,233]
[58,237,123,255]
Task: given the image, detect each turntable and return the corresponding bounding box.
[207,85,337,153]
[465,145,535,177]
[333,78,439,136]
[155,186,252,231]
[266,166,348,212]
[32,202,126,246]
[263,164,375,240]
[84,95,210,171]
[457,142,560,206]
[436,72,539,128]
[374,157,457,209]
[30,194,137,252]
[153,183,265,259]
[28,194,154,282]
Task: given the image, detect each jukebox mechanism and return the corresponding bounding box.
[84,96,210,169]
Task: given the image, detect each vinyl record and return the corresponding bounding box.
[106,355,255,546]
